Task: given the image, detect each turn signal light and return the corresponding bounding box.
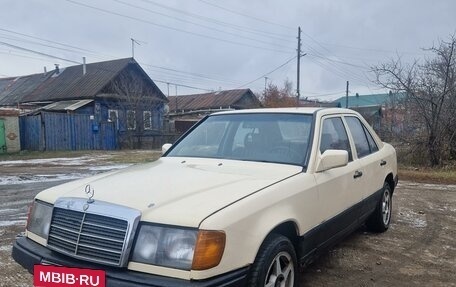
[192,230,226,270]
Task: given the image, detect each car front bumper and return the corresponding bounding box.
[12,236,249,287]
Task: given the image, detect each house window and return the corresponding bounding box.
[127,110,136,130]
[108,109,118,123]
[143,111,152,130]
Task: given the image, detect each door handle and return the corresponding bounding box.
[353,170,363,179]
[380,160,387,166]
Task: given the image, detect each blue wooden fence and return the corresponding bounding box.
[20,112,117,151]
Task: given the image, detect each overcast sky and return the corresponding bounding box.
[1,0,455,100]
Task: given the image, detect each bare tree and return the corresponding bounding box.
[373,36,456,166]
[107,68,164,148]
[262,79,297,108]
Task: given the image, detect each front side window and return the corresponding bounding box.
[166,113,313,166]
[345,117,372,158]
[320,117,352,161]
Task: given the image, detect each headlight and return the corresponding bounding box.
[131,224,225,270]
[26,200,53,239]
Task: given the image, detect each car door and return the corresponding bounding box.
[344,116,384,219]
[313,116,364,247]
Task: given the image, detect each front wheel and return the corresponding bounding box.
[247,234,298,287]
[366,182,393,232]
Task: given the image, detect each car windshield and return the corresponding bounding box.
[166,113,313,166]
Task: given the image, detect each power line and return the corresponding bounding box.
[0,34,107,61]
[113,0,295,51]
[64,0,294,54]
[305,90,346,98]
[0,41,81,64]
[308,53,368,69]
[0,28,102,56]
[237,56,297,88]
[0,49,58,63]
[197,0,294,31]
[0,27,241,86]
[0,40,218,92]
[138,0,295,42]
[153,79,213,92]
[143,66,241,86]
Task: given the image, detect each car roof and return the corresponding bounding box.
[211,107,357,116]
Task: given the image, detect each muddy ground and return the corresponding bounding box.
[0,152,455,287]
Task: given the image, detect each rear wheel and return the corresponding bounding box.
[367,182,392,232]
[247,234,298,287]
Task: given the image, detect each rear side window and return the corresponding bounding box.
[363,125,379,153]
[345,117,376,158]
[320,117,352,161]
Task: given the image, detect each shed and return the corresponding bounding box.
[0,108,21,153]
[168,89,261,133]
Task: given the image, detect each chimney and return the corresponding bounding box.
[82,57,86,75]
[54,64,60,75]
[43,66,47,76]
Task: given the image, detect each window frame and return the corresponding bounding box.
[344,116,377,159]
[127,110,136,131]
[319,115,353,162]
[143,111,152,130]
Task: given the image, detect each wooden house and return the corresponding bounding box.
[0,58,168,150]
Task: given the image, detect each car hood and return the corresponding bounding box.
[36,157,302,227]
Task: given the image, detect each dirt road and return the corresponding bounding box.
[0,154,455,286]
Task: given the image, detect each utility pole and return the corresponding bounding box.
[167,82,170,97]
[296,26,302,107]
[345,81,349,108]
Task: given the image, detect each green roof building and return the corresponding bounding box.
[332,92,407,108]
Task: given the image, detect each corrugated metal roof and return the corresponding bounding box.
[332,92,407,108]
[41,99,94,111]
[168,89,260,112]
[0,58,166,105]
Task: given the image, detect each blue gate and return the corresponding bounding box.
[20,112,117,151]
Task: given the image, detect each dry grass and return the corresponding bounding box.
[399,165,456,184]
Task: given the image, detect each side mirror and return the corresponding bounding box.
[316,150,348,172]
[162,143,172,154]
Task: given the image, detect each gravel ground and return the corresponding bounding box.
[0,154,455,287]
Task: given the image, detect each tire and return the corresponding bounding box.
[247,234,298,287]
[366,182,393,233]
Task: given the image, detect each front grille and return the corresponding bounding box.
[48,207,129,266]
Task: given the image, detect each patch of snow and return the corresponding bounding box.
[0,163,130,185]
[0,219,26,227]
[0,208,20,214]
[88,164,131,171]
[0,157,96,166]
[0,173,87,186]
[0,245,12,252]
[396,208,427,228]
[399,181,456,191]
[0,199,32,208]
